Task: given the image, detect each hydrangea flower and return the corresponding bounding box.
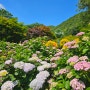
[36,71,50,80]
[36,51,40,54]
[29,71,50,90]
[29,78,45,90]
[79,56,88,61]
[74,61,90,71]
[29,56,41,62]
[43,63,51,69]
[51,63,57,68]
[0,70,8,77]
[59,68,69,75]
[66,72,73,79]
[70,78,85,90]
[82,36,89,41]
[37,62,51,71]
[50,56,60,62]
[14,61,24,69]
[23,63,35,73]
[63,40,78,49]
[37,66,45,71]
[76,32,85,36]
[14,61,35,72]
[40,61,48,65]
[1,81,15,90]
[5,60,12,65]
[67,56,79,64]
[54,51,63,57]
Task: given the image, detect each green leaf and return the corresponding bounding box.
[57,83,64,88]
[82,49,88,54]
[86,87,90,90]
[9,74,16,81]
[65,81,70,89]
[15,72,18,75]
[75,75,80,79]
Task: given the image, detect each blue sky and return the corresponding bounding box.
[0,0,78,26]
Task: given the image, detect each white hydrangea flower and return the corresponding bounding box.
[29,78,45,90]
[29,57,39,61]
[14,61,24,69]
[43,63,51,69]
[36,51,40,54]
[5,60,12,65]
[29,71,50,90]
[37,66,44,71]
[36,71,50,80]
[1,81,15,90]
[23,63,35,73]
[40,61,47,65]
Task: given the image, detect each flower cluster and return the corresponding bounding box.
[74,61,90,71]
[1,81,15,90]
[62,40,79,49]
[29,54,41,62]
[14,61,24,69]
[0,70,8,77]
[66,72,73,79]
[59,68,69,75]
[29,71,50,90]
[67,56,79,65]
[37,61,51,71]
[82,36,89,41]
[79,56,88,61]
[54,50,63,57]
[60,38,69,46]
[5,58,13,65]
[70,78,85,90]
[23,63,35,73]
[76,32,85,36]
[50,56,60,62]
[14,61,35,73]
[45,40,58,48]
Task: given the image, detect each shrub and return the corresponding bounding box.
[27,25,56,39]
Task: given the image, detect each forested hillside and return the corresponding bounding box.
[52,12,90,37]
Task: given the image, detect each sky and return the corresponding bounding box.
[0,0,78,26]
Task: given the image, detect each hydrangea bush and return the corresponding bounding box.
[0,32,90,90]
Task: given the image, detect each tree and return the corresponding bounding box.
[27,25,56,39]
[0,17,27,42]
[78,0,90,25]
[27,23,44,28]
[0,9,13,18]
[78,0,90,11]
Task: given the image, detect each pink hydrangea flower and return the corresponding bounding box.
[50,56,60,62]
[51,63,57,68]
[70,78,85,90]
[74,61,90,71]
[76,32,85,36]
[64,40,78,49]
[67,56,79,64]
[59,68,69,75]
[54,51,63,57]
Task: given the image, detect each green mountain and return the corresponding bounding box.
[52,12,90,37]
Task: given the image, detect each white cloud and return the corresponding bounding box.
[0,4,6,10]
